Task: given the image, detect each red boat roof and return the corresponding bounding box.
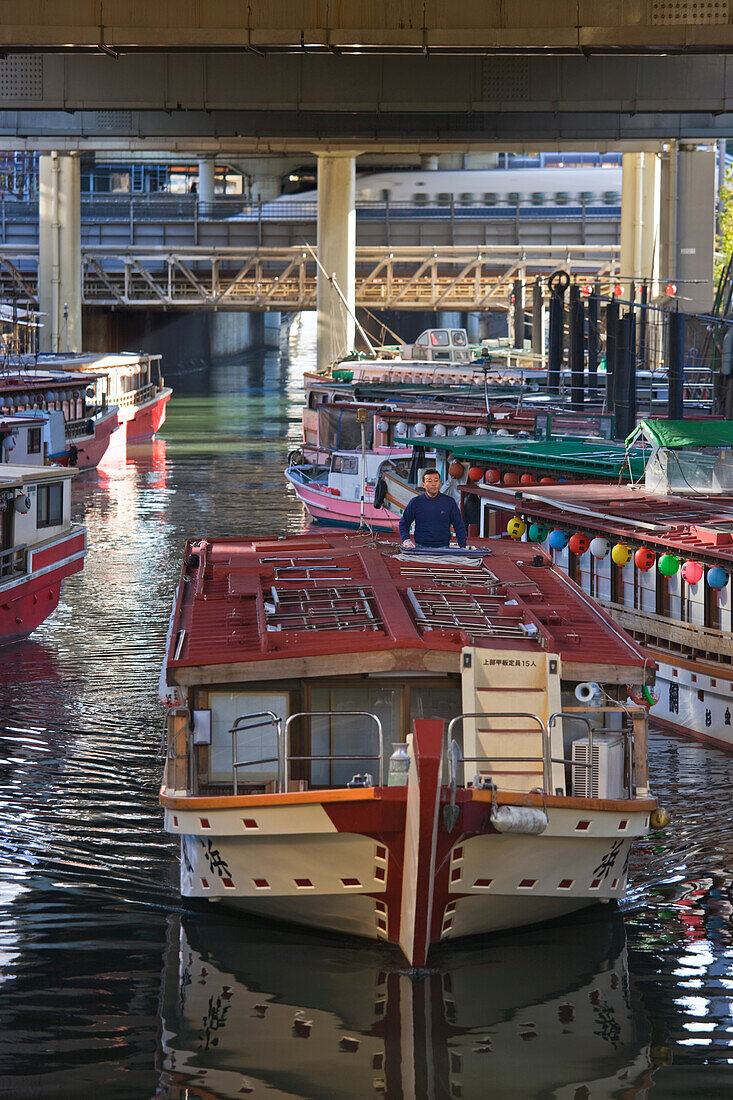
[469,482,733,561]
[166,532,647,677]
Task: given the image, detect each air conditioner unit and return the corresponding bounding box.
[571,734,625,799]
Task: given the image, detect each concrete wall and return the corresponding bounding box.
[83,308,283,368]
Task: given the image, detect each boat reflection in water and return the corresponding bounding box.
[157,908,653,1099]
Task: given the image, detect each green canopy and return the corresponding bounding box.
[394,434,646,481]
[630,419,733,450]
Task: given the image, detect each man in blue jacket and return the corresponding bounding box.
[399,469,467,549]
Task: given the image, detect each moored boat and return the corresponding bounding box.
[159,532,660,965]
[0,459,86,645]
[399,419,733,753]
[285,447,410,531]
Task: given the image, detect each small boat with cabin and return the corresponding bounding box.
[285,447,411,531]
[159,531,660,965]
[0,414,86,644]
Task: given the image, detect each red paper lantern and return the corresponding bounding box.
[568,532,590,555]
[503,472,519,486]
[634,547,655,572]
[681,560,704,585]
[540,477,557,485]
[448,462,465,479]
[520,473,536,485]
[468,466,485,482]
[485,468,501,484]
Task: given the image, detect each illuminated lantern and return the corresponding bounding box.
[589,537,610,559]
[707,566,729,590]
[448,461,465,479]
[485,468,501,484]
[580,284,593,297]
[548,529,569,550]
[528,523,548,543]
[503,472,520,486]
[568,532,590,555]
[681,560,704,585]
[634,547,656,572]
[520,473,536,485]
[657,553,680,577]
[395,421,408,436]
[611,542,633,566]
[376,419,389,433]
[412,422,427,438]
[613,284,623,297]
[507,516,526,539]
[468,466,485,482]
[665,283,677,297]
[540,477,557,485]
[431,422,447,437]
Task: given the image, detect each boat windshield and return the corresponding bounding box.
[659,446,733,495]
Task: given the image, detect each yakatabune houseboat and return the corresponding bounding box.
[427,419,733,753]
[159,532,660,965]
[40,351,171,443]
[0,456,86,644]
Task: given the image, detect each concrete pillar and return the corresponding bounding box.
[38,152,81,353]
[197,158,216,205]
[676,144,716,314]
[620,151,661,294]
[316,152,356,369]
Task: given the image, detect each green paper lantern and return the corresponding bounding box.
[658,553,680,577]
[527,523,548,543]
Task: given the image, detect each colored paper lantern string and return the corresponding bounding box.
[680,560,704,585]
[503,472,520,486]
[467,466,484,482]
[520,473,536,485]
[448,461,465,479]
[634,547,655,572]
[589,537,610,559]
[485,468,501,484]
[548,529,569,550]
[657,553,680,577]
[527,523,548,543]
[540,477,557,485]
[506,516,526,539]
[707,566,729,590]
[611,542,633,566]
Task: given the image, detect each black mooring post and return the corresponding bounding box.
[587,282,599,398]
[531,278,543,361]
[614,310,637,440]
[605,298,619,413]
[638,282,648,374]
[668,308,685,419]
[569,284,585,408]
[547,270,569,395]
[512,277,524,350]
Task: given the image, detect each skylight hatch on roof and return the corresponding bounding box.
[265,585,384,633]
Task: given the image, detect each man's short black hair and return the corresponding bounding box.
[422,468,440,481]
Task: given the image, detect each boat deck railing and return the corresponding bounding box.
[0,542,27,580]
[228,709,385,794]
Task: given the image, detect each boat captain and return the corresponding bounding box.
[399,468,468,550]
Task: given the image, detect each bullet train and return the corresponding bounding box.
[282,167,623,207]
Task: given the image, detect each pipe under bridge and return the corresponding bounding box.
[0,244,619,312]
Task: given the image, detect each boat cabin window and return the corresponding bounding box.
[415,333,429,347]
[207,690,288,786]
[36,482,63,528]
[451,331,467,346]
[27,427,41,454]
[429,331,450,347]
[331,454,359,474]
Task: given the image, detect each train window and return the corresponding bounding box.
[451,331,467,346]
[507,191,521,203]
[459,192,476,205]
[380,189,392,202]
[555,191,570,205]
[530,192,546,205]
[436,192,451,206]
[412,192,428,205]
[578,191,593,202]
[483,192,498,205]
[603,190,620,204]
[430,331,450,347]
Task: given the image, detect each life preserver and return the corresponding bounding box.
[373,477,388,508]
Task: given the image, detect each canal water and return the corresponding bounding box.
[1,316,732,1098]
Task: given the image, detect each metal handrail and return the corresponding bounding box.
[283,711,384,791]
[548,710,634,798]
[0,542,27,579]
[446,711,551,790]
[229,711,283,796]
